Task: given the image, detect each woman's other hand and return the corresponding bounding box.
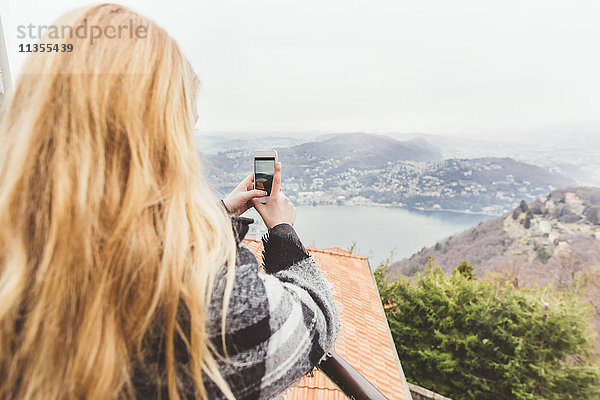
[222,172,267,216]
[251,163,297,229]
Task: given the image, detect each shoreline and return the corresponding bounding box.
[294,202,501,217]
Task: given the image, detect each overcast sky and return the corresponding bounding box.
[2,0,599,137]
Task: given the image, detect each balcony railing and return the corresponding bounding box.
[318,350,389,400]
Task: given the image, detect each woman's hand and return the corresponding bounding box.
[251,163,297,229]
[222,173,267,217]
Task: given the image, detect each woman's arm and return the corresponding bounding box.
[203,224,340,399]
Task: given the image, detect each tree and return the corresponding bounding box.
[526,210,533,218]
[512,208,521,220]
[519,200,528,212]
[375,261,600,400]
[584,205,600,225]
[524,215,531,229]
[536,244,551,262]
[454,260,474,279]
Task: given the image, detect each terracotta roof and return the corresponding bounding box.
[243,237,411,400]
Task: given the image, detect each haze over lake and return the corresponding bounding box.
[244,205,489,268]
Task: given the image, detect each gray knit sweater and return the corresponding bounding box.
[133,218,340,399]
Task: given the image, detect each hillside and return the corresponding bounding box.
[389,186,600,350]
[207,132,442,176]
[382,157,575,213]
[206,133,573,213]
[279,132,443,169]
[388,126,600,187]
[390,187,600,278]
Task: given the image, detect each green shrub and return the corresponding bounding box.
[455,260,474,280]
[375,260,600,400]
[536,245,552,262]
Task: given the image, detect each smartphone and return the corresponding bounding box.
[253,149,278,204]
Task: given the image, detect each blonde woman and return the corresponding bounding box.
[0,4,339,399]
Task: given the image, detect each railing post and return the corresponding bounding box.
[0,13,13,111]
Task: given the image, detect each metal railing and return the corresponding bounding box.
[318,350,389,400]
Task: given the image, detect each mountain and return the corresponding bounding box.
[279,132,442,169]
[205,132,443,195]
[388,186,600,350]
[361,157,575,214]
[513,121,600,146]
[386,125,600,187]
[430,157,574,189]
[196,133,306,155]
[205,134,575,213]
[390,187,600,278]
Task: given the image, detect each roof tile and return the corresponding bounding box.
[243,237,409,400]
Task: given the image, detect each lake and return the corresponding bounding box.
[243,205,491,268]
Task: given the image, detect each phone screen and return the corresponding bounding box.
[254,157,275,195]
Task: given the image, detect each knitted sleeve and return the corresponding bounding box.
[203,224,340,399]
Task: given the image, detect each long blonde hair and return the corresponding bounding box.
[0,4,238,399]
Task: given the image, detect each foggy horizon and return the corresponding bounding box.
[194,118,600,142]
[2,0,600,137]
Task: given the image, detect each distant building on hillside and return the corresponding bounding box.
[565,192,583,206]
